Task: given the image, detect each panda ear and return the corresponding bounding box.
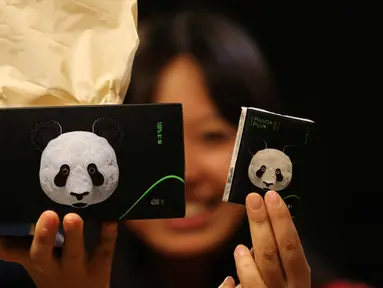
[250,140,268,155]
[30,121,63,151]
[282,145,302,163]
[92,117,124,149]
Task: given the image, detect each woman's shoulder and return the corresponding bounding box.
[0,261,36,287]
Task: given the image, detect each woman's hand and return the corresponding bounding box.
[220,191,311,288]
[0,211,118,288]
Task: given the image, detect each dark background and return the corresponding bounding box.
[137,2,380,287]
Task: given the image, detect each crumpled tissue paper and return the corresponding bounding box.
[0,0,139,107]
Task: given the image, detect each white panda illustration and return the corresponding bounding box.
[248,146,293,192]
[30,118,123,208]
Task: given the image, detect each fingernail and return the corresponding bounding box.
[63,213,82,231]
[235,244,248,256]
[64,214,77,224]
[265,191,280,207]
[219,276,235,287]
[41,211,58,231]
[248,193,262,211]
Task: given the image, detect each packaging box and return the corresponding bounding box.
[0,223,34,236]
[223,107,314,216]
[0,104,185,222]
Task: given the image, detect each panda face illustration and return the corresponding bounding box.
[248,148,292,191]
[31,118,123,208]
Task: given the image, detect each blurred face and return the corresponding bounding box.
[127,55,245,257]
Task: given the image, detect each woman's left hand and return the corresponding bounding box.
[220,190,311,288]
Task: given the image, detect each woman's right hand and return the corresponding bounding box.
[0,210,118,288]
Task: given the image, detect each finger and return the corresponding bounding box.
[30,210,60,272]
[246,193,285,288]
[234,245,265,288]
[219,276,236,288]
[265,191,311,287]
[62,213,85,272]
[88,222,118,278]
[0,237,30,264]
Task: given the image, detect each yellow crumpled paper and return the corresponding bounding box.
[0,0,139,107]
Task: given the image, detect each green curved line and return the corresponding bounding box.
[118,175,184,220]
[282,194,300,201]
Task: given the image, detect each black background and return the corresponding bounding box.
[137,2,380,287]
[0,104,185,221]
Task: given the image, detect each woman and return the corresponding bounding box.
[0,11,368,288]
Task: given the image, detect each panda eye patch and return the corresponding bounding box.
[275,168,284,182]
[54,164,70,187]
[87,163,104,186]
[256,165,266,178]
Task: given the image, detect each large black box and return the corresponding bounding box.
[0,104,185,222]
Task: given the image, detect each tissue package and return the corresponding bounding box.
[223,107,314,216]
[0,0,139,106]
[0,104,185,222]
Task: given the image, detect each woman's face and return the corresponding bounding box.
[127,55,245,257]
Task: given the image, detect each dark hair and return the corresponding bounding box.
[125,10,281,124]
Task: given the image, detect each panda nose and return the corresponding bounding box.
[70,192,90,201]
[263,181,273,187]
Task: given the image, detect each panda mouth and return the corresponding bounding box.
[72,202,88,208]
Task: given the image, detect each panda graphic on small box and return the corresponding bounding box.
[30,117,123,208]
[248,141,293,192]
[223,107,313,214]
